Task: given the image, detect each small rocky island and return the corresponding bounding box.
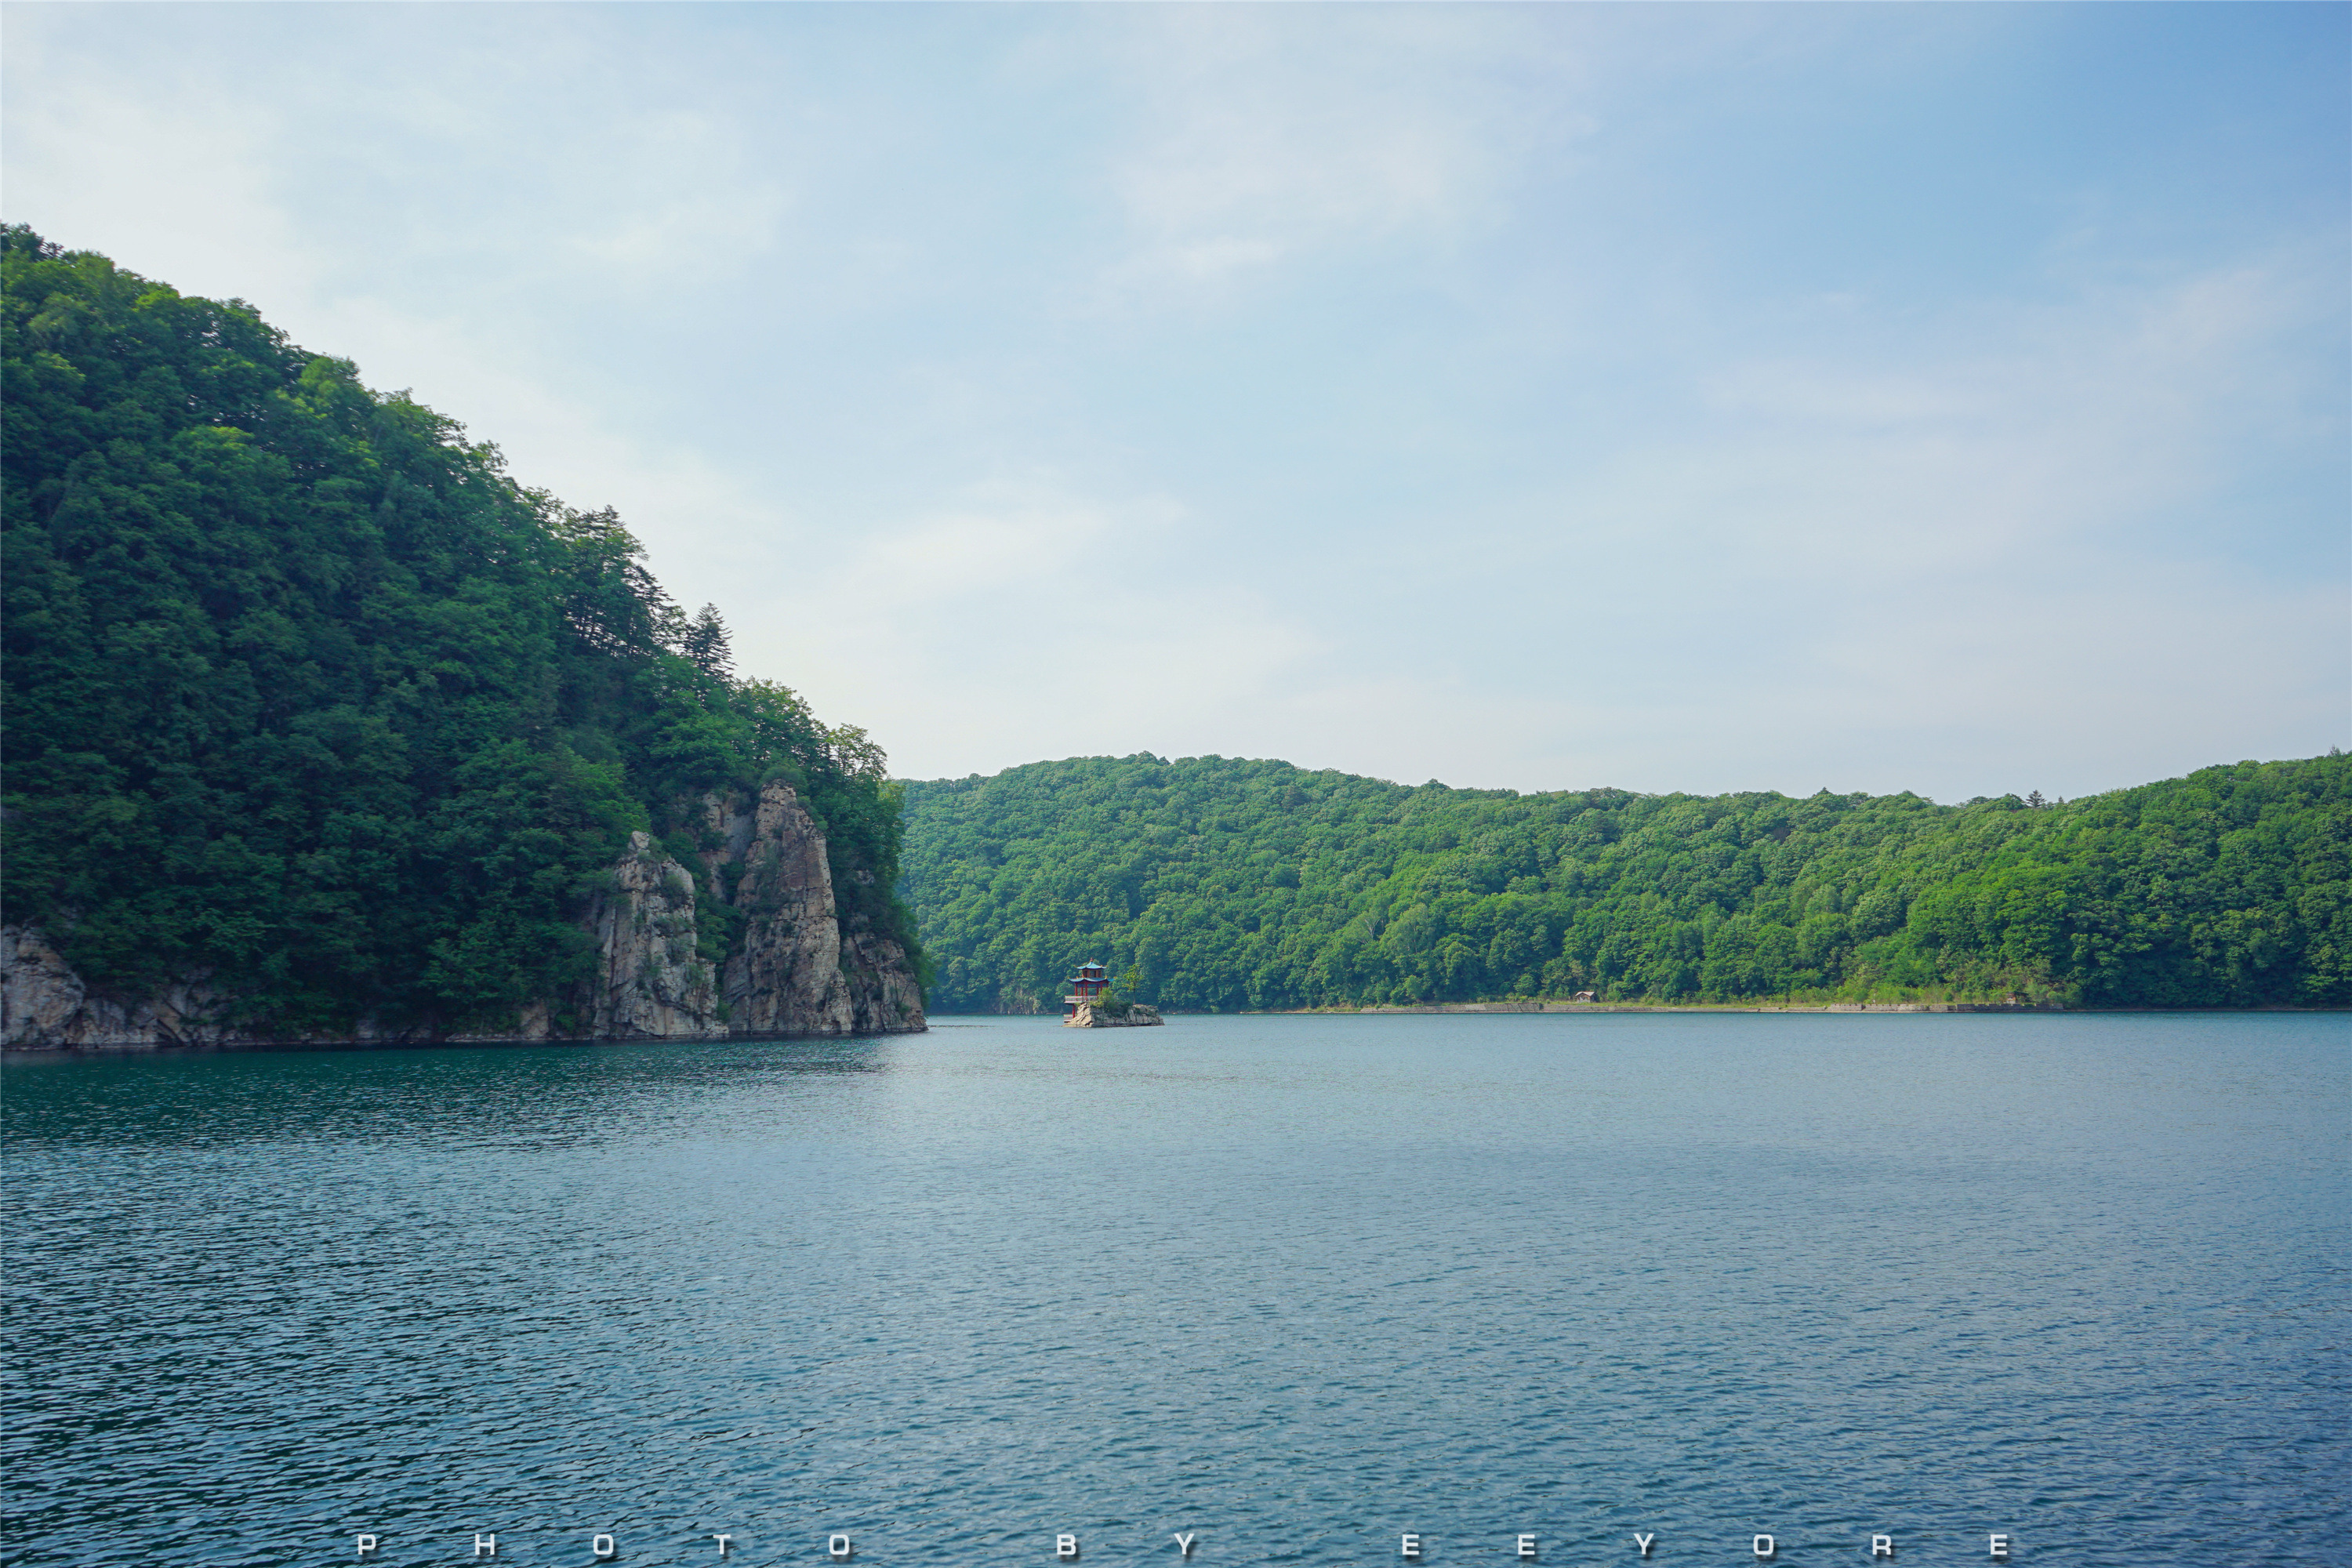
[1061,960,1165,1029]
[1067,1001,1164,1028]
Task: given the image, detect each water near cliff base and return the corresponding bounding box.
[5,1014,2345,1566]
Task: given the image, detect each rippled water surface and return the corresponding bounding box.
[5,1013,2346,1566]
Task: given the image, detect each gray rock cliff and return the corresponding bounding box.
[2,779,924,1049]
[706,781,854,1036]
[700,780,926,1038]
[576,831,725,1040]
[0,924,246,1049]
[842,916,929,1034]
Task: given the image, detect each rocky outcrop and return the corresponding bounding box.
[575,831,724,1039]
[1065,1002,1163,1029]
[701,781,926,1038]
[0,924,249,1048]
[842,918,927,1034]
[3,779,925,1049]
[0,922,507,1048]
[709,782,854,1036]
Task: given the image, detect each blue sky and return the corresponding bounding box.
[5,2,2345,800]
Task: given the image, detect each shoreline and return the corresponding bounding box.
[954,1000,2344,1018]
[0,1024,928,1059]
[1283,1000,2060,1015]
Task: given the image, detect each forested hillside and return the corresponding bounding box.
[1,227,917,1036]
[902,752,2350,1011]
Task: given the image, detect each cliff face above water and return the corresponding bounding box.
[2,779,924,1049]
[708,782,855,1036]
[2,230,926,1049]
[576,831,724,1041]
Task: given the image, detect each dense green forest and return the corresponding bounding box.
[902,751,2350,1011]
[1,227,917,1033]
[9,229,2339,1029]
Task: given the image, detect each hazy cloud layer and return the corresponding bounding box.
[5,3,2343,800]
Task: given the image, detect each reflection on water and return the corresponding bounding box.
[5,1036,897,1148]
[5,1013,2346,1566]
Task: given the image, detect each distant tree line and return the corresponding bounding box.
[900,750,2350,1011]
[1,227,919,1034]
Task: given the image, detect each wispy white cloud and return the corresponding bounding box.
[3,3,2340,799]
[1392,250,2351,795]
[728,474,1321,779]
[1091,6,1586,298]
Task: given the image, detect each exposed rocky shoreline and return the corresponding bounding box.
[1294,999,2064,1014]
[2,781,924,1051]
[1065,1002,1163,1028]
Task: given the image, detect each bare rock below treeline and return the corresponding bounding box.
[2,779,924,1050]
[0,924,248,1048]
[576,831,725,1040]
[709,780,855,1036]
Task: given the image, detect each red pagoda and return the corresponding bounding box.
[1063,961,1109,1018]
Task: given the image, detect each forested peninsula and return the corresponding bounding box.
[902,752,2350,1013]
[6,228,2342,1039]
[1,228,924,1047]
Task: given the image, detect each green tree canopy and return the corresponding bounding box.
[900,752,2350,1012]
[2,227,919,1033]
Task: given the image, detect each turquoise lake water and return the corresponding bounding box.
[4,1012,2346,1566]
